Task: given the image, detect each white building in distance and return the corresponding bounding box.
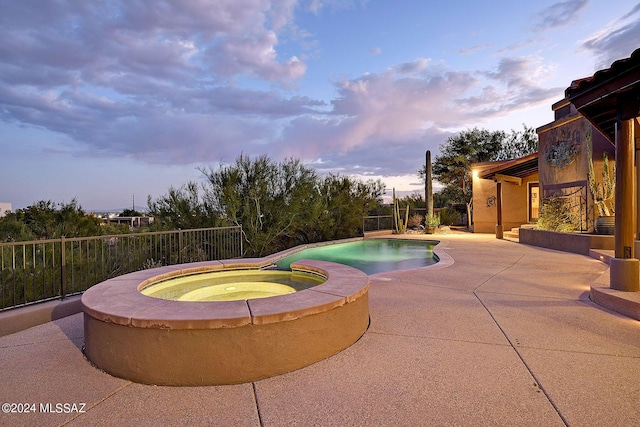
[0,202,12,217]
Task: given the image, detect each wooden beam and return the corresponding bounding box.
[495,174,522,185]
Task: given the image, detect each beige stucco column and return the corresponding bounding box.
[636,118,640,241]
[610,118,639,291]
[495,181,503,239]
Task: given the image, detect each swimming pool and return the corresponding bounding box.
[276,239,439,275]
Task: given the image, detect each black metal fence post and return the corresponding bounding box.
[60,236,66,300]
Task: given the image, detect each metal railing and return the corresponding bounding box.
[542,180,590,232]
[0,226,243,311]
[363,215,393,233]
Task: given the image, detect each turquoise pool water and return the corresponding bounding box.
[276,239,438,275]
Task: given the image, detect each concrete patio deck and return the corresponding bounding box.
[1,232,639,426]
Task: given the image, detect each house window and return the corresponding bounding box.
[529,183,540,222]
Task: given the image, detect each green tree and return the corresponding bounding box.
[430,128,505,204]
[119,208,143,217]
[14,200,58,239]
[148,154,386,256]
[317,175,385,241]
[397,193,426,211]
[0,214,34,242]
[0,199,102,241]
[202,154,323,256]
[418,125,538,224]
[494,125,538,161]
[55,199,103,238]
[147,182,216,230]
[199,154,385,256]
[434,188,458,208]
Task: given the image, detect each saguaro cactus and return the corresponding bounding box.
[426,150,433,218]
[393,188,409,234]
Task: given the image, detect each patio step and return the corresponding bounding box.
[503,232,519,242]
[503,224,536,242]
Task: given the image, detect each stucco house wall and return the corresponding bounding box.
[537,99,614,231]
[470,98,613,235]
[472,173,539,233]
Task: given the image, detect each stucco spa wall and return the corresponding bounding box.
[82,259,371,386]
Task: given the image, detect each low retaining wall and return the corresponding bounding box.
[519,228,614,256]
[0,296,82,337]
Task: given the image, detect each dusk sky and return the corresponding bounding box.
[1,1,639,211]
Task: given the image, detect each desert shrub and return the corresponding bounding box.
[407,214,424,229]
[425,214,440,228]
[438,207,460,225]
[195,154,386,256]
[536,198,580,232]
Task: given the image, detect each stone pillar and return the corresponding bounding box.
[495,181,503,239]
[611,118,639,291]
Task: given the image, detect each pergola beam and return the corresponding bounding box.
[495,174,522,186]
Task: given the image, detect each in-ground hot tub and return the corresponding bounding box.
[140,269,325,301]
[81,258,369,386]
